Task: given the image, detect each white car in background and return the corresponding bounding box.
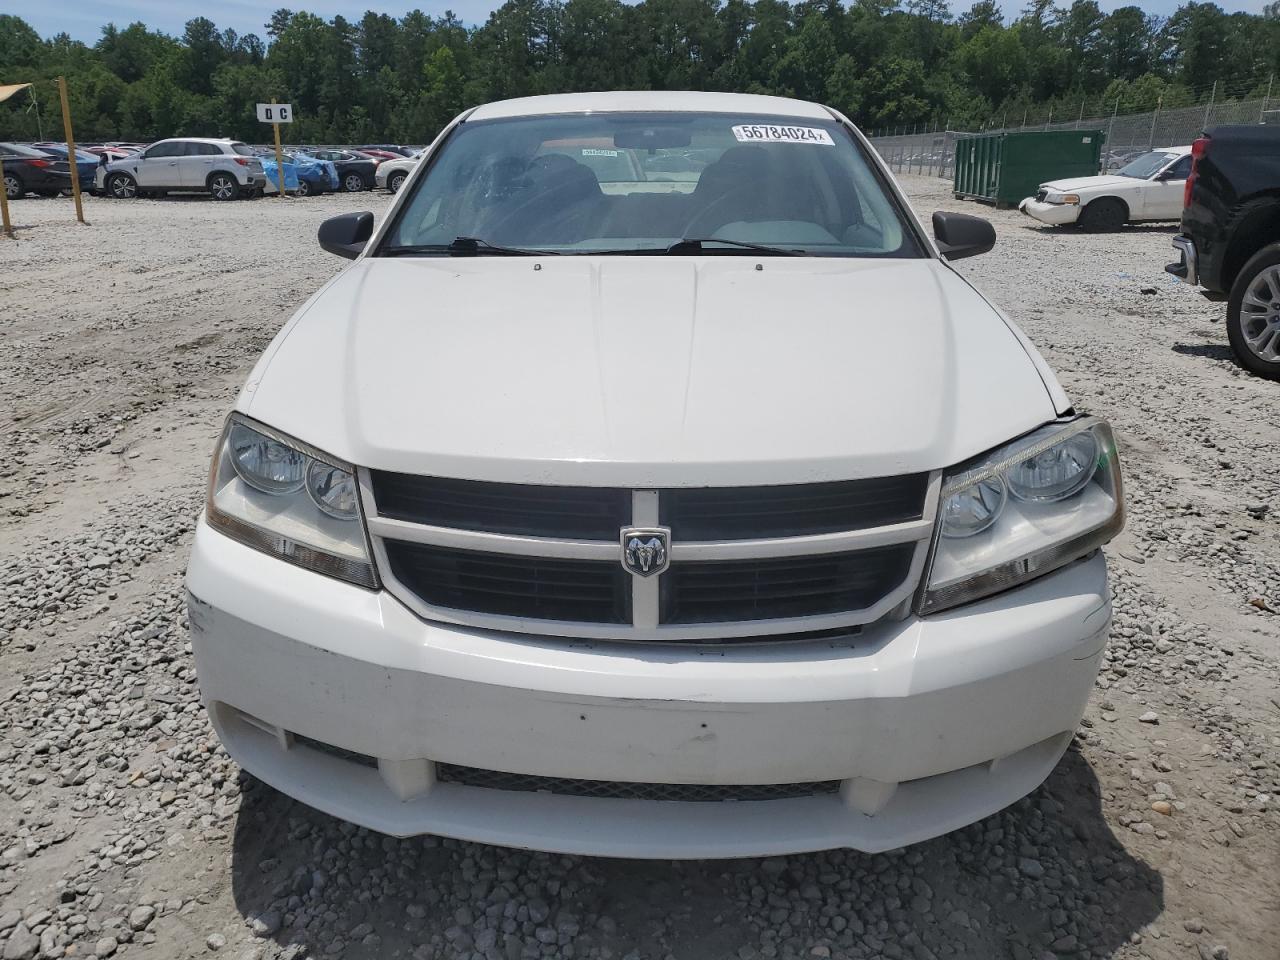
[1019,146,1192,230]
[376,155,418,193]
[187,91,1125,858]
[96,137,265,200]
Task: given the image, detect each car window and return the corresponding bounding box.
[231,143,254,156]
[144,142,182,159]
[1118,151,1178,179]
[384,112,920,257]
[1163,155,1192,180]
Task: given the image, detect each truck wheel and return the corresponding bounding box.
[1226,243,1280,381]
[1077,197,1126,231]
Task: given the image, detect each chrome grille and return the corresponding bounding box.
[364,474,939,642]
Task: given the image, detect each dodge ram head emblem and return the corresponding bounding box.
[621,527,670,577]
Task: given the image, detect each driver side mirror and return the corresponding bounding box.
[318,211,374,259]
[932,211,995,261]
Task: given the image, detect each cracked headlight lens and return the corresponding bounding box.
[921,417,1123,615]
[206,414,377,588]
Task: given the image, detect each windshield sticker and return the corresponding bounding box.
[732,124,834,146]
[582,148,620,157]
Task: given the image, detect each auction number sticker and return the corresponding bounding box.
[732,124,834,145]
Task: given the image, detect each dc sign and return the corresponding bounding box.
[256,103,293,124]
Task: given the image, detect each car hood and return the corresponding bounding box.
[1040,174,1141,193]
[241,257,1063,486]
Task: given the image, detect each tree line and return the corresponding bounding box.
[1,1,1277,145]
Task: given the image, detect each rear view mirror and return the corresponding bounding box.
[614,128,693,149]
[318,211,374,259]
[932,211,995,261]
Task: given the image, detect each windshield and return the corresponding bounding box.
[1117,151,1178,179]
[383,112,919,257]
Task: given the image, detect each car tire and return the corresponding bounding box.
[388,171,406,193]
[106,172,136,199]
[295,178,311,197]
[342,172,366,193]
[4,173,25,200]
[1077,197,1126,232]
[1226,242,1280,382]
[208,172,238,201]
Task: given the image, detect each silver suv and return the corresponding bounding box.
[97,138,265,201]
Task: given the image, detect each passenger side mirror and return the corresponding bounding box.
[318,211,374,259]
[932,211,995,261]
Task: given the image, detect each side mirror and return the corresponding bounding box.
[932,211,995,261]
[318,211,374,259]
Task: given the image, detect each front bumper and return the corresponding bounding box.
[187,520,1111,858]
[1019,198,1081,226]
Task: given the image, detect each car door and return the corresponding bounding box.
[135,142,183,187]
[180,142,219,188]
[1144,155,1192,221]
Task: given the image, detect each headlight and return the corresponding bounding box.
[206,414,378,588]
[1044,192,1080,205]
[919,416,1123,615]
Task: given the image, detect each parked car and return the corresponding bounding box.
[353,148,401,165]
[32,144,99,189]
[1167,125,1280,380]
[375,155,417,193]
[286,153,338,195]
[0,141,72,198]
[297,149,376,192]
[360,144,418,158]
[96,138,265,200]
[1019,146,1192,230]
[187,90,1125,859]
[259,154,301,195]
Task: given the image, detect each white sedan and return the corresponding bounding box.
[187,90,1124,858]
[1020,146,1192,230]
[375,156,417,193]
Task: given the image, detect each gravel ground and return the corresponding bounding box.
[0,181,1277,960]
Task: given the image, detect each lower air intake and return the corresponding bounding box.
[436,764,840,802]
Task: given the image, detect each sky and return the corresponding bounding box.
[25,0,1273,43]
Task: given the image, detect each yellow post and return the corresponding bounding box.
[272,98,286,198]
[0,156,13,238]
[57,76,86,225]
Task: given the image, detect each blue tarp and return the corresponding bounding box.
[261,158,300,194]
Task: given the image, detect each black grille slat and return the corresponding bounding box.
[663,545,914,623]
[662,475,928,540]
[371,472,629,540]
[436,764,840,802]
[385,541,630,623]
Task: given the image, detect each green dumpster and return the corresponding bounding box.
[953,130,1105,208]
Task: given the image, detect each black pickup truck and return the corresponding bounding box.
[1167,125,1280,380]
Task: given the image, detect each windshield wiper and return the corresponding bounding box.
[665,237,804,256]
[381,237,557,257]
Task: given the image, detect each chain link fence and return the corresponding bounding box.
[870,95,1277,179]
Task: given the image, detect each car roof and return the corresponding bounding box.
[153,137,240,146]
[468,91,833,122]
[1154,146,1192,153]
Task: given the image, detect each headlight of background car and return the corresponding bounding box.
[205,414,378,588]
[919,416,1123,615]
